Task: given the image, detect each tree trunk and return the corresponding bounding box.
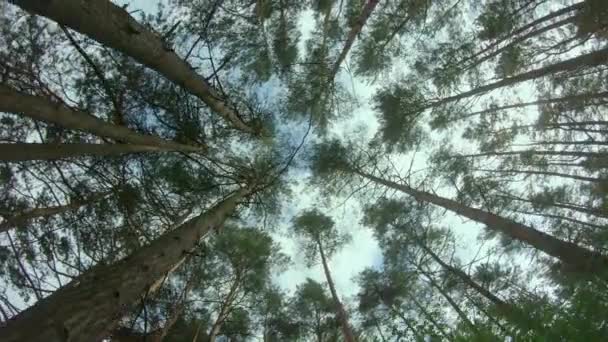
[208,275,241,342]
[418,268,478,333]
[417,243,516,318]
[465,16,576,70]
[454,91,608,122]
[0,191,110,233]
[459,150,607,159]
[0,187,252,342]
[0,85,204,153]
[460,2,584,67]
[353,169,608,274]
[0,143,175,162]
[429,46,608,109]
[408,294,452,341]
[473,168,603,183]
[330,0,379,78]
[12,0,258,135]
[317,238,356,342]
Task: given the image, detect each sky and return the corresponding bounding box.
[108,0,497,306]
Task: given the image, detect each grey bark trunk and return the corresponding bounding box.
[354,169,608,275]
[1,187,251,342]
[0,143,170,161]
[0,85,204,153]
[0,191,110,233]
[12,0,258,135]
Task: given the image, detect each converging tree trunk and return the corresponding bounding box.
[0,85,204,153]
[0,143,177,162]
[429,46,608,109]
[353,169,608,275]
[330,0,379,78]
[317,238,356,342]
[1,187,252,342]
[12,0,259,135]
[0,191,110,233]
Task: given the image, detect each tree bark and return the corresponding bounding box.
[0,191,110,233]
[0,187,251,342]
[473,168,603,183]
[0,85,204,153]
[429,46,608,109]
[317,238,356,342]
[0,143,174,162]
[330,0,379,78]
[208,274,241,342]
[418,268,478,333]
[353,169,608,274]
[12,0,258,135]
[453,91,608,122]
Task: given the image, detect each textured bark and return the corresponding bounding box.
[0,191,110,233]
[354,170,608,274]
[12,0,257,135]
[0,143,170,161]
[0,187,251,342]
[0,85,204,153]
[429,46,608,109]
[317,239,356,342]
[329,0,379,78]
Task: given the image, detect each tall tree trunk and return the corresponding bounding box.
[465,16,576,70]
[0,191,110,233]
[408,294,452,341]
[459,150,607,159]
[0,85,204,153]
[460,2,584,67]
[12,0,258,135]
[428,46,608,109]
[417,243,517,318]
[453,91,608,122]
[418,268,478,333]
[1,187,252,342]
[353,169,608,274]
[317,238,356,342]
[0,143,176,162]
[497,193,607,218]
[473,168,603,183]
[329,0,379,78]
[208,275,241,342]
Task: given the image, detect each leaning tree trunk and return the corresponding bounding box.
[317,238,356,342]
[329,0,379,78]
[454,90,608,122]
[428,46,608,109]
[0,85,204,153]
[208,275,241,342]
[0,190,110,233]
[0,143,179,162]
[11,0,258,135]
[353,169,608,275]
[0,187,251,342]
